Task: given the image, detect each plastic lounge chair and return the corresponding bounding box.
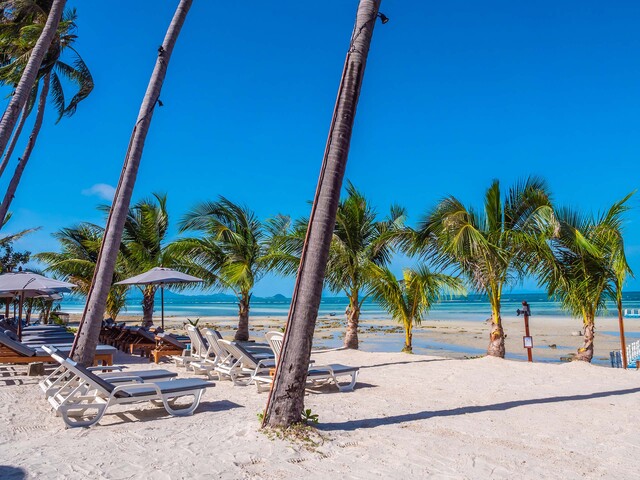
[262,331,359,392]
[41,346,214,428]
[171,325,209,368]
[214,340,274,388]
[0,331,115,366]
[189,329,226,378]
[40,361,179,398]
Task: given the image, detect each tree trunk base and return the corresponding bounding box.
[487,319,505,358]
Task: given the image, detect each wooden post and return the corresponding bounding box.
[522,301,532,363]
[617,298,628,369]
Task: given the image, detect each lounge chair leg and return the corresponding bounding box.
[336,371,359,392]
[161,390,203,416]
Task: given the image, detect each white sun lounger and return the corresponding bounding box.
[262,331,359,392]
[40,361,178,398]
[41,346,214,428]
[214,340,274,388]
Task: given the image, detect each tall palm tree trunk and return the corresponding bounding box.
[71,0,193,366]
[344,295,360,349]
[575,316,595,362]
[403,322,413,353]
[0,0,65,166]
[0,106,28,179]
[141,285,155,327]
[0,74,50,223]
[234,293,251,341]
[487,298,505,358]
[263,0,382,428]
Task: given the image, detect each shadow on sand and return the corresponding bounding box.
[104,400,243,426]
[0,466,27,480]
[317,386,640,431]
[358,358,452,370]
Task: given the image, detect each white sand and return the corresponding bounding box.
[1,349,639,479]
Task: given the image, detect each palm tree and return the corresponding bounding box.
[535,194,632,362]
[0,0,66,171]
[71,0,193,366]
[274,183,405,349]
[35,224,127,320]
[369,265,464,353]
[418,177,553,358]
[0,5,93,222]
[170,197,287,341]
[263,0,384,428]
[102,193,170,326]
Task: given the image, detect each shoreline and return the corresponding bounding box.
[64,312,639,366]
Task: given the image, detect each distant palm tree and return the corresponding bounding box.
[535,194,632,362]
[71,0,193,366]
[0,5,93,221]
[170,197,288,341]
[273,182,405,349]
[35,224,127,320]
[0,0,67,167]
[101,193,171,326]
[369,265,464,353]
[418,177,553,358]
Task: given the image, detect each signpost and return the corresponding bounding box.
[517,301,533,362]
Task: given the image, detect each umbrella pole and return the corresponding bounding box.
[161,285,165,330]
[17,292,24,341]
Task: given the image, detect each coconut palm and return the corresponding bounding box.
[72,0,193,366]
[534,194,632,362]
[35,223,127,320]
[0,5,93,221]
[0,0,66,165]
[417,177,553,358]
[272,183,405,349]
[264,0,383,428]
[369,265,464,353]
[170,197,288,341]
[100,193,171,326]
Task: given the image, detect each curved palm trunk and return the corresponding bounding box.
[0,106,28,180]
[487,303,505,358]
[234,293,251,341]
[343,294,360,349]
[575,316,595,362]
[403,321,413,353]
[141,285,155,327]
[0,0,65,167]
[71,0,193,366]
[263,0,382,428]
[0,74,50,223]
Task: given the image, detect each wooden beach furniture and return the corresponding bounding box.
[42,346,214,428]
[151,332,188,364]
[0,331,115,366]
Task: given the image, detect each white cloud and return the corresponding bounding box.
[82,183,116,201]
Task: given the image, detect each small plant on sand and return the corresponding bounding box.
[259,409,325,451]
[301,408,319,424]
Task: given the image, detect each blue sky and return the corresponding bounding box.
[1,0,639,296]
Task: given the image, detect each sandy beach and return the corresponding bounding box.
[1,348,639,479]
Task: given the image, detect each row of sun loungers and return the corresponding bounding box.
[177,326,360,393]
[99,322,189,363]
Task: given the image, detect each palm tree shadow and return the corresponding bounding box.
[317,386,640,431]
[359,358,452,369]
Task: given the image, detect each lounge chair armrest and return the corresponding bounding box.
[101,375,145,383]
[88,365,126,372]
[111,382,162,397]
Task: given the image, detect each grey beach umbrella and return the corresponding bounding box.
[114,267,203,329]
[0,271,76,339]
